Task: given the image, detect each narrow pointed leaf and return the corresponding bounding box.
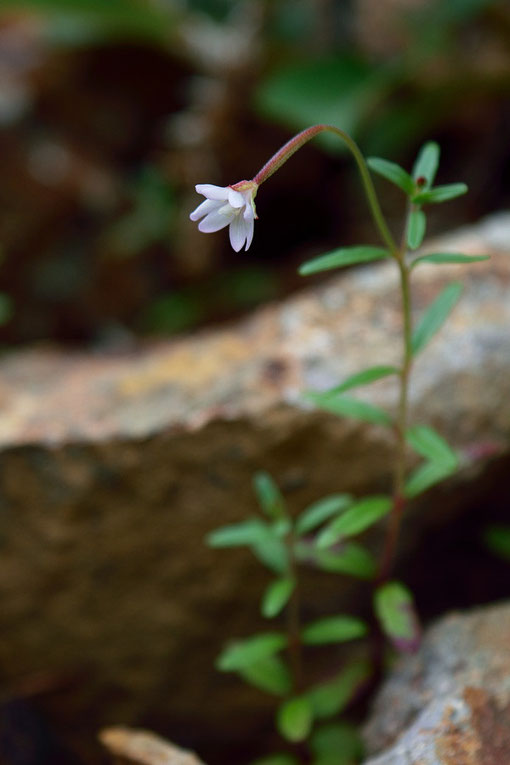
[207,518,270,548]
[367,157,415,194]
[299,246,390,276]
[412,252,489,268]
[307,660,370,719]
[239,654,292,696]
[484,525,510,562]
[317,496,391,548]
[406,425,457,469]
[296,494,352,536]
[407,209,426,250]
[252,535,289,575]
[412,141,440,187]
[374,581,420,653]
[277,697,313,742]
[305,392,392,426]
[310,723,363,764]
[411,282,462,355]
[412,183,468,205]
[251,755,299,765]
[315,543,376,579]
[404,460,456,498]
[329,365,398,395]
[253,471,286,519]
[261,577,295,618]
[302,616,367,645]
[217,633,287,671]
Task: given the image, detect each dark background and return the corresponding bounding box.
[1,0,510,347]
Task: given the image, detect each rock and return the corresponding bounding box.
[363,601,510,764]
[1,213,510,760]
[100,727,205,765]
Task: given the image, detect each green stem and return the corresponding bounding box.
[253,124,400,258]
[377,230,413,583]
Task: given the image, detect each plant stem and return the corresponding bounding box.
[253,124,400,260]
[377,226,414,583]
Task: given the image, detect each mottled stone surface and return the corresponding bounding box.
[363,601,510,765]
[100,727,205,765]
[1,213,510,760]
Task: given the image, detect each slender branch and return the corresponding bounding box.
[377,228,414,583]
[252,124,400,258]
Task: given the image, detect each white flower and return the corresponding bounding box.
[190,181,258,252]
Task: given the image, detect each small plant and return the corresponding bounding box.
[194,126,489,763]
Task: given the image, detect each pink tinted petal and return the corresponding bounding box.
[195,183,229,201]
[190,198,220,221]
[243,217,254,250]
[228,188,244,208]
[229,214,249,252]
[199,209,235,233]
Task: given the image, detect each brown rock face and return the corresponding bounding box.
[363,602,510,765]
[1,213,510,761]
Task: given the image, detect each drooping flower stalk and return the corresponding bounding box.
[192,124,415,585]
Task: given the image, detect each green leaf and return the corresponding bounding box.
[273,518,292,538]
[253,471,286,519]
[252,535,289,575]
[406,425,457,469]
[302,616,368,645]
[216,633,287,671]
[305,392,392,426]
[240,654,293,696]
[296,494,353,536]
[310,723,363,764]
[484,525,510,562]
[411,281,462,355]
[250,755,299,765]
[307,661,370,719]
[261,578,295,618]
[317,496,391,548]
[412,183,468,205]
[367,157,415,195]
[412,141,440,187]
[315,543,376,579]
[299,246,390,275]
[328,365,398,395]
[404,460,455,498]
[374,582,420,652]
[207,519,270,548]
[412,252,490,268]
[407,209,426,250]
[277,697,313,743]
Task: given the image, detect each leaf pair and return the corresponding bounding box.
[217,633,292,696]
[368,142,467,251]
[405,424,458,498]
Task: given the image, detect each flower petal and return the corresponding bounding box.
[243,202,255,221]
[243,217,255,250]
[189,198,221,221]
[199,209,236,233]
[195,183,229,201]
[229,214,249,252]
[228,188,245,208]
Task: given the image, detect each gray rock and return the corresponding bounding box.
[363,601,510,764]
[1,213,510,758]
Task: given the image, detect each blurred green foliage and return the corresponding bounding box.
[0,0,508,343]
